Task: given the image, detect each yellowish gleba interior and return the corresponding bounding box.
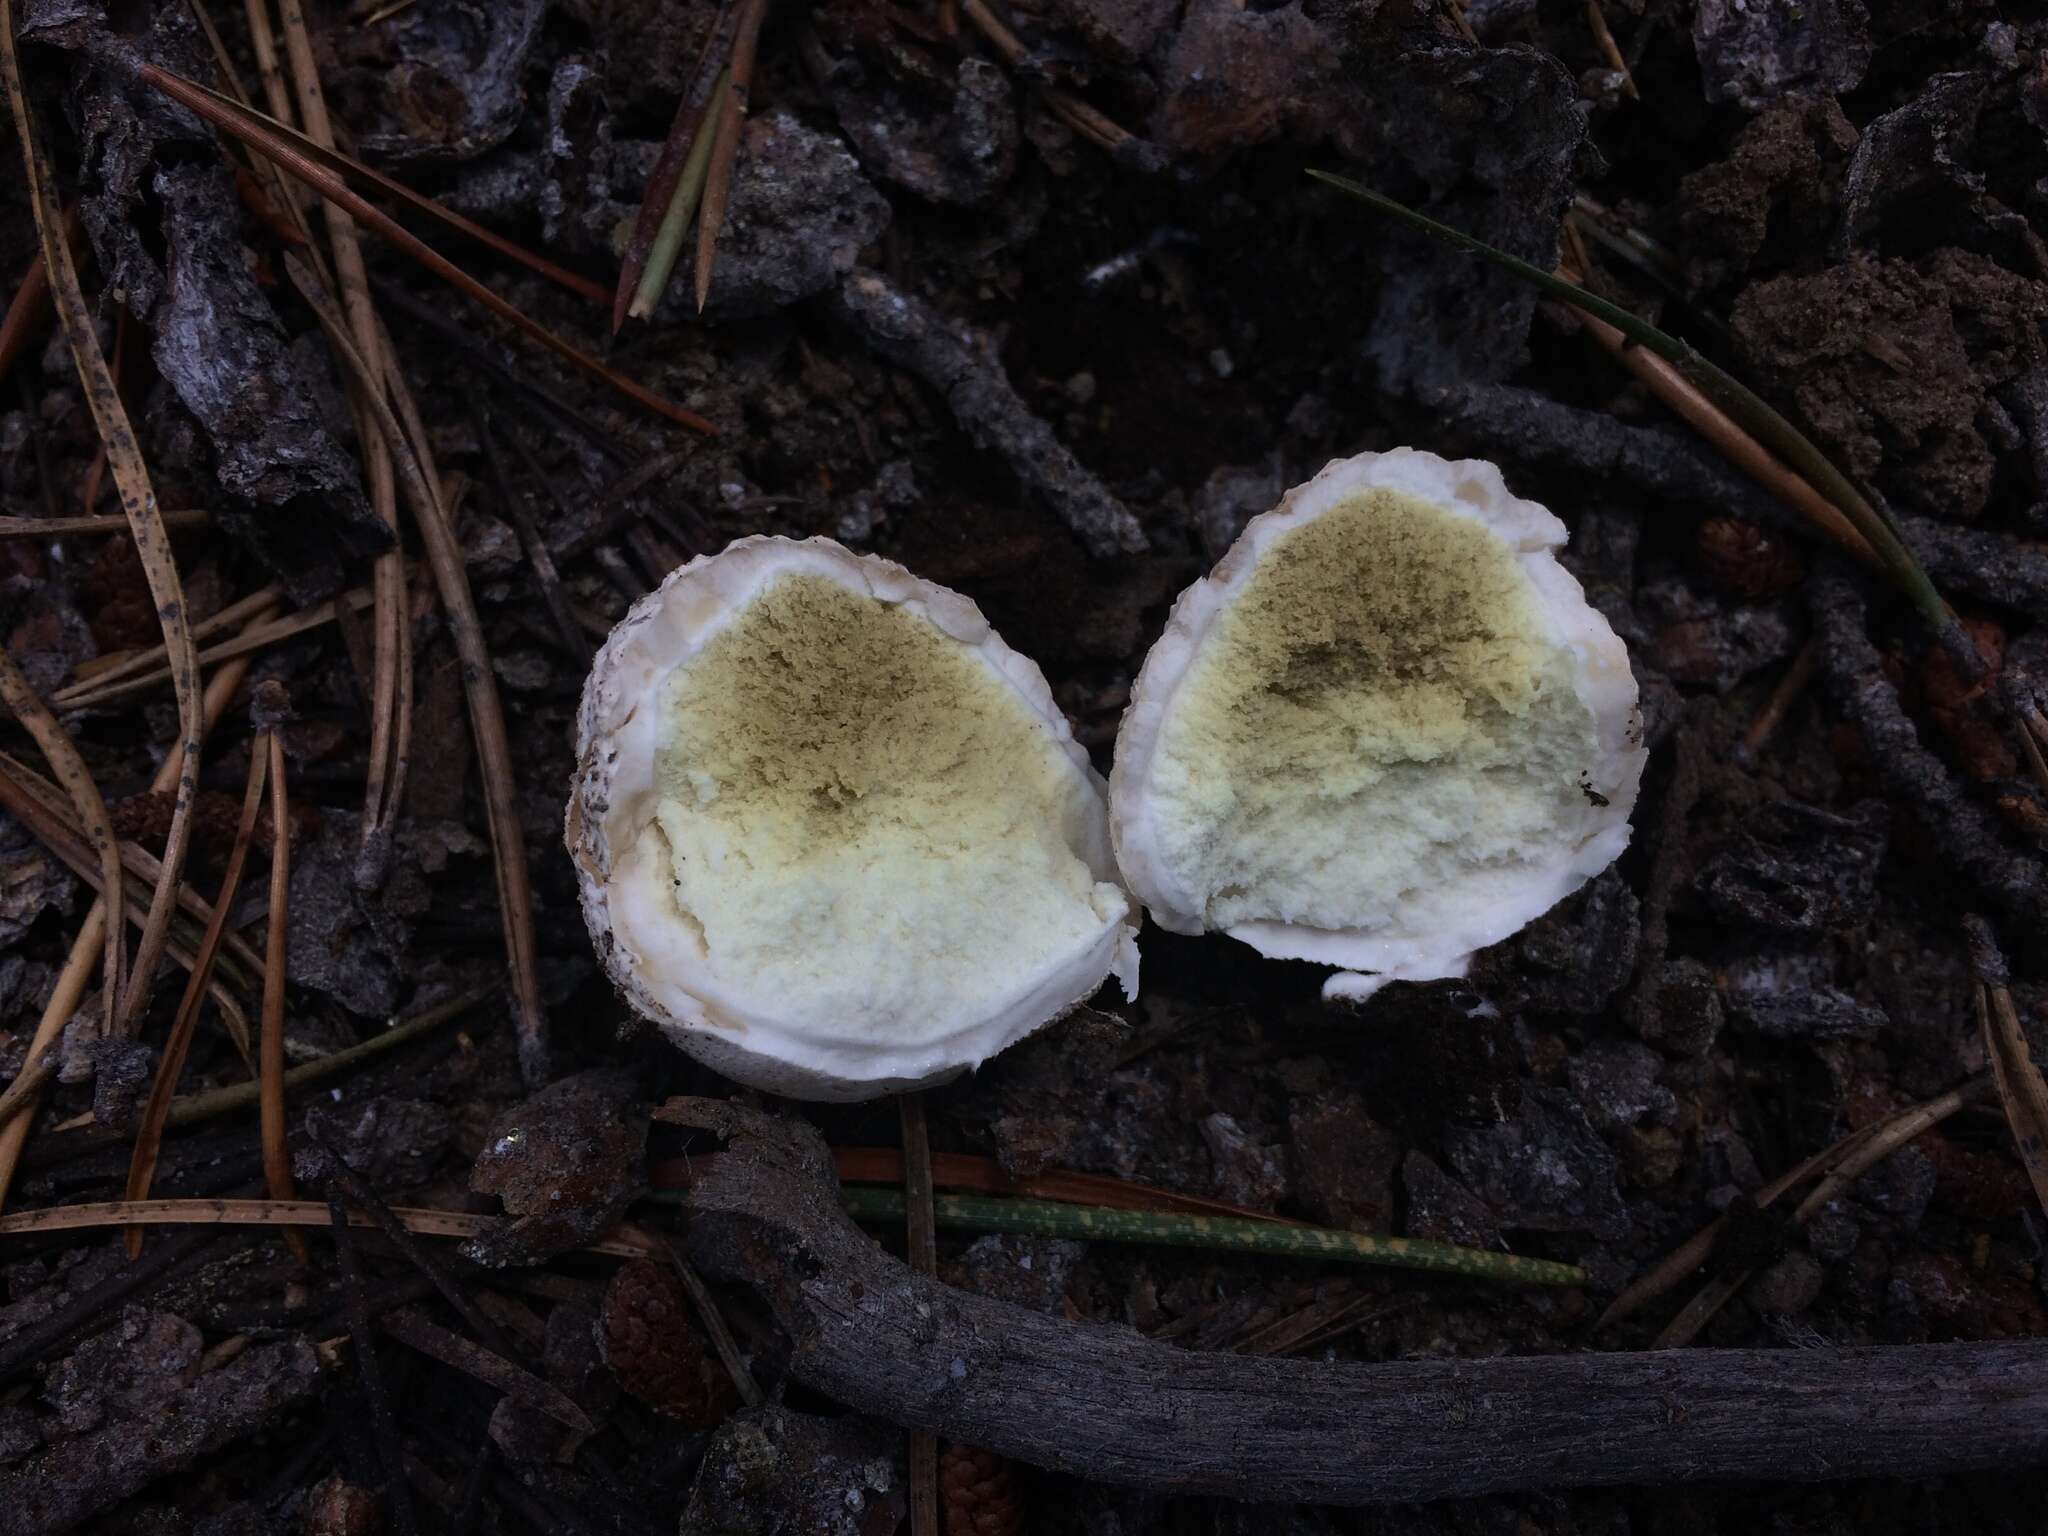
[1147,487,1602,933]
[634,572,1122,1044]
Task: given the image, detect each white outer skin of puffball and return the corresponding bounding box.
[566,535,1139,1101]
[1107,448,1646,1002]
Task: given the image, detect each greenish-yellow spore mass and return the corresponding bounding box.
[639,572,1116,1046]
[1151,489,1598,932]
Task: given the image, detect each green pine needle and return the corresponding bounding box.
[841,1186,1586,1288]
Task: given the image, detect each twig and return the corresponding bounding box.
[259,732,304,1258]
[0,648,123,1034]
[288,256,549,1084]
[659,1238,764,1408]
[1811,566,2047,931]
[0,1196,658,1257]
[830,1147,1303,1223]
[676,1100,2048,1503]
[831,271,1146,557]
[239,0,299,126]
[5,9,207,1039]
[0,1226,222,1382]
[1966,917,2048,1219]
[139,64,716,436]
[0,508,211,538]
[123,741,269,1256]
[380,1307,595,1433]
[1309,173,1975,667]
[330,1195,423,1536]
[314,1127,517,1355]
[900,1094,940,1536]
[694,0,769,314]
[959,0,1138,155]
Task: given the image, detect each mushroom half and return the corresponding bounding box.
[1109,449,1645,1002]
[568,536,1138,1101]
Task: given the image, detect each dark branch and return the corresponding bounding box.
[669,1099,2048,1506]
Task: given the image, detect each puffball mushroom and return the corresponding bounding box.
[1109,448,1645,1003]
[567,536,1138,1102]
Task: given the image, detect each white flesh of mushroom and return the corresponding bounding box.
[568,536,1138,1101]
[1109,449,1645,1002]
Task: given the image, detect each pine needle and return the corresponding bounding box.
[288,254,549,1084]
[693,0,769,315]
[0,610,273,1209]
[0,649,123,1034]
[271,0,415,895]
[0,1196,658,1258]
[259,732,304,1260]
[838,1189,1586,1287]
[628,67,725,323]
[123,743,269,1257]
[137,64,717,435]
[1966,917,2048,1220]
[5,2,207,1038]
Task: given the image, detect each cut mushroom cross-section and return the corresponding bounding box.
[1109,449,1645,1003]
[568,536,1138,1101]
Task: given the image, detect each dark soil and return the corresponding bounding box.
[1,0,2046,1531]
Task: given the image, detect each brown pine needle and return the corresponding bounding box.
[899,1093,941,1536]
[381,1307,596,1432]
[259,733,304,1259]
[1561,295,1879,566]
[123,743,269,1257]
[628,66,725,325]
[1583,0,1638,100]
[0,748,268,985]
[1600,1076,1994,1338]
[0,244,54,390]
[66,582,281,687]
[959,0,1135,153]
[271,0,414,895]
[616,0,742,329]
[0,1050,57,1135]
[693,0,769,315]
[53,587,371,711]
[289,255,549,1084]
[0,1197,658,1257]
[0,508,212,538]
[136,64,717,436]
[163,59,607,306]
[50,984,495,1139]
[1967,917,2048,1220]
[0,764,262,1065]
[0,612,269,1210]
[0,649,123,1034]
[5,6,207,1040]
